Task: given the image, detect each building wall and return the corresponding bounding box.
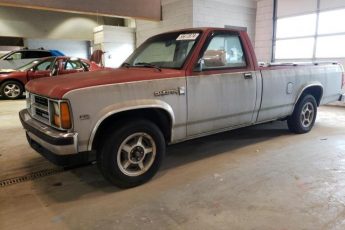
[254,0,274,63]
[193,0,257,42]
[0,6,122,41]
[136,0,257,47]
[94,26,135,68]
[24,39,90,58]
[0,0,161,21]
[135,0,194,46]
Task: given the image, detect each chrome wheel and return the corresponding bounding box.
[3,83,21,98]
[300,102,315,128]
[117,132,156,177]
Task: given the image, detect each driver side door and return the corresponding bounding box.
[186,31,259,136]
[27,59,54,81]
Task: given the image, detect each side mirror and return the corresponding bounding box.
[6,57,13,61]
[202,50,227,67]
[29,68,35,72]
[194,58,205,72]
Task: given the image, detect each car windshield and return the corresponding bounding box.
[124,31,201,69]
[17,60,41,71]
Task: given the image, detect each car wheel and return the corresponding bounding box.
[0,81,24,99]
[287,94,317,134]
[97,119,166,188]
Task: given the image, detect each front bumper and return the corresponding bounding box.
[19,109,92,166]
[19,109,78,155]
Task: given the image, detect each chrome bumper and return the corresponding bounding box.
[19,109,78,156]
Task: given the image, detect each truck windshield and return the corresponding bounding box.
[124,31,201,69]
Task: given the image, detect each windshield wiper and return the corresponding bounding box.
[134,62,161,72]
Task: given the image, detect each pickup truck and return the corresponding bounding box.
[19,28,345,188]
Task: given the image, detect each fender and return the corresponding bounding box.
[87,99,175,151]
[294,82,323,107]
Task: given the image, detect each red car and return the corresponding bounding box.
[0,56,101,99]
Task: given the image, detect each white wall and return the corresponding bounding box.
[24,39,89,58]
[254,0,274,63]
[136,0,194,46]
[136,0,257,47]
[0,6,104,41]
[94,26,135,68]
[193,0,257,42]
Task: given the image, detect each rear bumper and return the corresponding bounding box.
[19,109,94,166]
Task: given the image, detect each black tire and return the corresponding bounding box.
[97,119,165,188]
[287,94,317,134]
[0,80,24,99]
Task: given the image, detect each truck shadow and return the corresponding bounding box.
[26,120,291,202]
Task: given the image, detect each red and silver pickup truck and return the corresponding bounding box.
[19,28,345,188]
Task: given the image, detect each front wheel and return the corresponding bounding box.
[97,119,165,188]
[0,81,24,99]
[287,94,317,134]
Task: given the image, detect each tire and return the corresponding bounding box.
[0,81,24,99]
[97,119,166,188]
[287,94,317,134]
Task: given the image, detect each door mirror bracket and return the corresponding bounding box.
[194,58,205,72]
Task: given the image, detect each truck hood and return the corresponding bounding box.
[26,68,185,99]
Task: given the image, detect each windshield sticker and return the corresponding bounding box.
[176,33,199,41]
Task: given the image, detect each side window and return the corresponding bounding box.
[35,60,54,71]
[6,52,23,60]
[63,60,83,70]
[201,34,246,69]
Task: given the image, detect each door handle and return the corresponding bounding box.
[244,72,253,79]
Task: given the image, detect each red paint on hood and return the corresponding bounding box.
[26,67,185,99]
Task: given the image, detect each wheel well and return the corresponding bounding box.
[0,79,25,91]
[91,108,172,151]
[300,86,323,106]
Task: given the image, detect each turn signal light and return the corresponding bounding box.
[60,102,71,129]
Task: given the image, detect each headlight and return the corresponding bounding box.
[51,101,72,129]
[26,92,31,109]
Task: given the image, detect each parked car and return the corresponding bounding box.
[0,48,64,70]
[20,28,345,188]
[0,56,101,99]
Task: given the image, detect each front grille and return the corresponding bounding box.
[31,95,50,124]
[35,96,48,107]
[35,108,49,120]
[26,93,72,131]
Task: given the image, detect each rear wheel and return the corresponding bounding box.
[287,94,317,134]
[0,81,24,99]
[97,119,165,188]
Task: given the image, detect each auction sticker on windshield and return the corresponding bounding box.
[176,33,199,40]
